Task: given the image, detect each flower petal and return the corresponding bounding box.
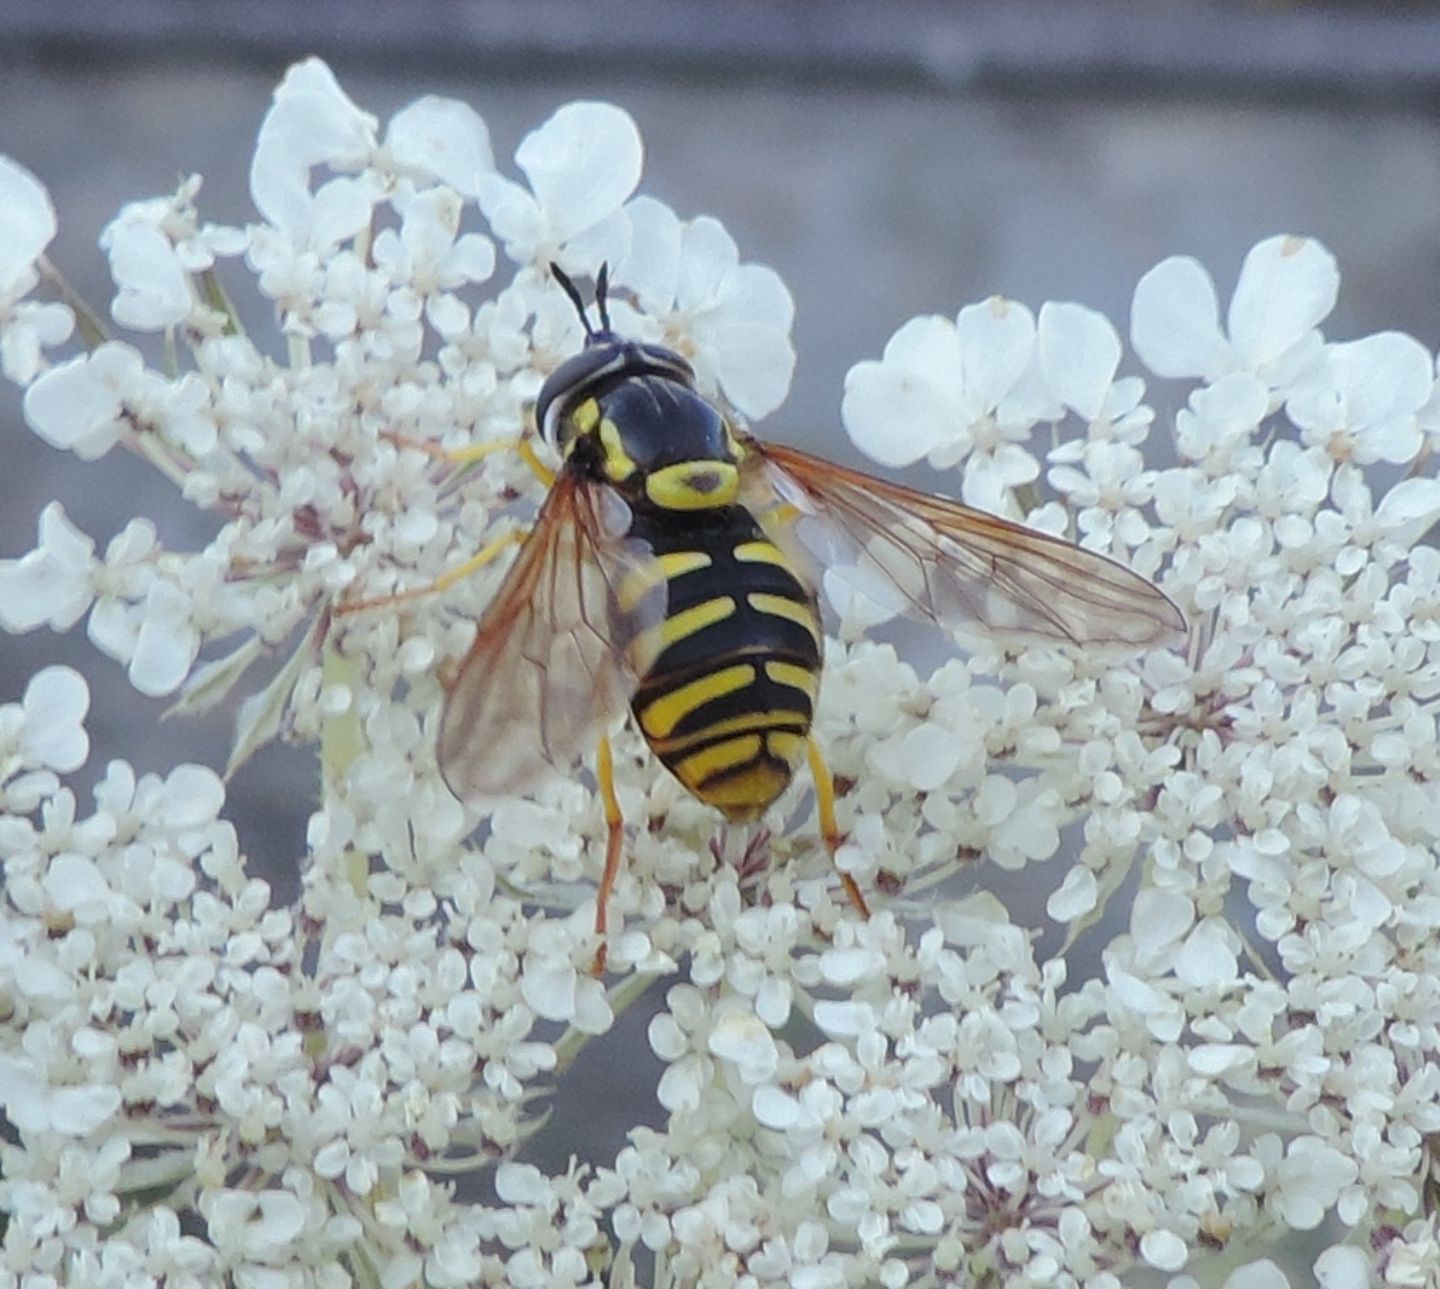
[842,355,953,468]
[515,102,642,245]
[20,665,90,772]
[102,219,192,330]
[23,344,141,460]
[1329,332,1433,425]
[1038,301,1121,420]
[956,297,1035,414]
[0,155,57,298]
[249,58,378,244]
[1130,255,1228,380]
[618,196,682,314]
[128,581,200,696]
[1227,235,1338,370]
[386,96,494,197]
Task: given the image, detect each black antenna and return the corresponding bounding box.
[549,262,594,339]
[549,262,612,339]
[594,262,611,332]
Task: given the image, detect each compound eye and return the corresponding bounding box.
[638,342,694,383]
[536,389,565,449]
[536,351,602,447]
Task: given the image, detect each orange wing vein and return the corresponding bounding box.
[437,472,662,804]
[743,440,1185,649]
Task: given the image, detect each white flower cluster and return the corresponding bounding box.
[1,56,1438,1289]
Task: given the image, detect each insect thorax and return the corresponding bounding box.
[567,375,744,512]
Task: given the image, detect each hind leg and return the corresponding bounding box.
[806,735,870,918]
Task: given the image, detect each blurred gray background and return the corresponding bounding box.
[3,0,1440,1189]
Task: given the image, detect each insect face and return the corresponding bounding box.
[534,264,741,511]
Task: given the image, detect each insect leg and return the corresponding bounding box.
[592,733,624,976]
[518,438,556,488]
[381,431,555,488]
[336,527,527,614]
[338,435,555,615]
[806,735,871,919]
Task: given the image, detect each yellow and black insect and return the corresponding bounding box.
[436,265,1184,968]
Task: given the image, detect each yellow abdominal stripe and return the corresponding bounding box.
[617,550,712,613]
[764,660,818,703]
[639,663,756,739]
[652,709,806,757]
[675,734,762,785]
[629,596,736,670]
[747,592,821,647]
[733,540,788,567]
[673,721,808,803]
[639,658,817,742]
[698,761,789,812]
[765,730,806,764]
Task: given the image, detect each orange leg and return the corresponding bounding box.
[807,735,870,918]
[593,734,624,975]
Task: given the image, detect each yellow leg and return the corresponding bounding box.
[384,429,556,488]
[807,735,870,919]
[338,433,556,615]
[592,735,624,976]
[519,437,556,487]
[336,528,526,614]
[383,431,519,466]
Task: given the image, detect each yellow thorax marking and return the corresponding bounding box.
[572,398,601,434]
[646,461,740,510]
[597,416,638,482]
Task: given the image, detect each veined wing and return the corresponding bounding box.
[438,471,661,803]
[741,439,1185,649]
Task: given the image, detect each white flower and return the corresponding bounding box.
[1037,300,1122,422]
[842,297,1048,509]
[0,157,73,381]
[478,100,642,270]
[23,341,146,460]
[619,196,796,418]
[384,95,494,198]
[0,155,56,299]
[0,1053,120,1136]
[0,501,98,632]
[1131,234,1339,385]
[4,55,1440,1288]
[101,194,197,330]
[249,57,380,249]
[1286,331,1433,465]
[13,666,90,774]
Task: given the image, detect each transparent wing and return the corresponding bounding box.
[741,440,1185,648]
[438,471,661,803]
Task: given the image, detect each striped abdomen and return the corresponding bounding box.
[626,509,822,821]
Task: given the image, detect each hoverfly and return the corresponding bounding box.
[437,265,1184,969]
